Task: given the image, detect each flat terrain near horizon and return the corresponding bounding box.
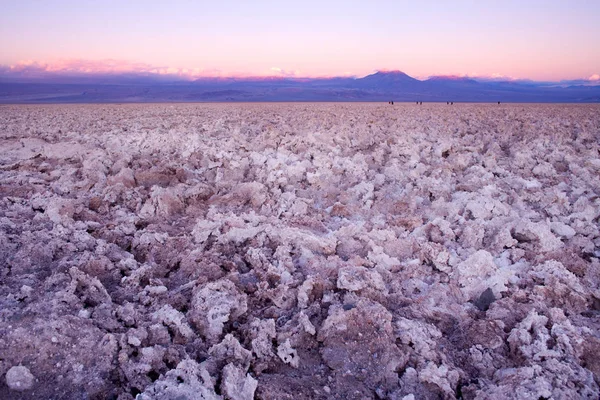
[1,103,600,399]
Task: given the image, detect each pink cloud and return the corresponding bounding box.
[1,59,361,81]
[0,59,225,80]
[1,59,328,81]
[426,72,518,81]
[589,74,600,81]
[270,67,300,78]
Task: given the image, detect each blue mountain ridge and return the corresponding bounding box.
[1,70,599,103]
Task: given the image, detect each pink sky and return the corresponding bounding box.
[1,1,599,81]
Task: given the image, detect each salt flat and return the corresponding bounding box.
[1,103,600,399]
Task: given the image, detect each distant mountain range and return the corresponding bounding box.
[1,70,599,103]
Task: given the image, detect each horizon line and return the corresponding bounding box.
[1,60,599,85]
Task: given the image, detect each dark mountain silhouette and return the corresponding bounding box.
[352,71,421,89]
[0,71,598,103]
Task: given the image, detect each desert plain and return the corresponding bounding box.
[1,103,600,399]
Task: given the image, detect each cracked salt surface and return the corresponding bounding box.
[1,103,600,399]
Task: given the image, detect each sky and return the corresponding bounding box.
[1,0,599,81]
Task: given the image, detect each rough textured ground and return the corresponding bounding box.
[1,103,600,399]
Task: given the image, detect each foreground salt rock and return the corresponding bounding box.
[138,359,220,399]
[1,103,600,399]
[318,298,406,392]
[5,366,35,392]
[190,279,249,343]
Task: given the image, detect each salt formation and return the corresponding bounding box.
[5,366,34,392]
[1,103,599,399]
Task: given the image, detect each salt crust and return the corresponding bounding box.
[1,103,599,399]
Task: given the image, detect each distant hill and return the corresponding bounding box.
[353,71,420,88]
[426,76,480,85]
[1,71,599,103]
